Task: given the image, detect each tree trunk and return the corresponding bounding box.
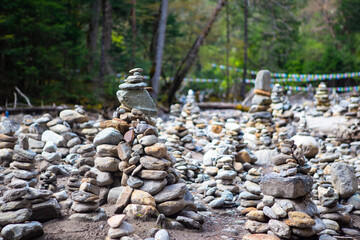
[131,0,137,68]
[240,0,248,99]
[87,0,100,73]
[167,0,226,105]
[99,0,112,95]
[150,0,168,101]
[225,0,230,100]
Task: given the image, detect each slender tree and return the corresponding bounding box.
[225,0,230,99]
[241,0,248,99]
[150,0,168,101]
[87,0,100,73]
[167,0,226,105]
[99,0,113,95]
[131,0,137,67]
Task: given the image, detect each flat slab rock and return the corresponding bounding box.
[260,173,313,199]
[1,221,44,240]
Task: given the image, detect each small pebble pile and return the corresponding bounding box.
[69,171,107,222]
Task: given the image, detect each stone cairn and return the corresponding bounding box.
[315,82,331,114]
[163,119,200,182]
[76,144,96,176]
[24,114,51,154]
[0,182,43,240]
[291,115,319,159]
[247,70,276,150]
[238,168,263,210]
[271,83,285,118]
[180,90,206,129]
[69,171,107,222]
[243,140,323,239]
[344,91,360,119]
[271,83,293,120]
[94,68,203,229]
[169,104,181,120]
[105,214,134,240]
[0,118,17,167]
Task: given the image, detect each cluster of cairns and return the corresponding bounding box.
[3,66,360,240]
[271,83,292,120]
[0,135,61,240]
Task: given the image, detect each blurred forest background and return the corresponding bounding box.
[1,0,360,107]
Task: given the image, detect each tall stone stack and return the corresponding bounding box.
[244,140,322,239]
[76,144,96,175]
[92,68,203,229]
[0,118,17,167]
[271,83,285,118]
[9,135,38,188]
[163,119,200,182]
[248,70,275,149]
[249,70,272,113]
[345,91,360,119]
[180,90,206,129]
[315,82,331,114]
[169,104,181,120]
[69,171,107,222]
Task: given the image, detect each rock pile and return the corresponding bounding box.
[239,168,263,209]
[345,91,360,119]
[315,82,330,114]
[69,171,107,222]
[169,104,181,120]
[105,214,134,239]
[95,68,203,229]
[0,117,17,167]
[247,70,276,150]
[249,70,272,113]
[76,144,96,175]
[244,140,322,239]
[0,184,43,240]
[180,90,206,129]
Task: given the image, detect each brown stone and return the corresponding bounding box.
[100,118,130,134]
[117,142,132,161]
[115,186,133,213]
[124,130,135,143]
[123,204,158,220]
[236,150,251,163]
[240,207,257,215]
[243,234,280,240]
[284,211,315,228]
[0,134,17,142]
[130,190,156,207]
[157,198,186,216]
[107,214,126,228]
[0,142,16,148]
[246,210,268,222]
[138,170,167,180]
[144,143,167,158]
[211,125,222,134]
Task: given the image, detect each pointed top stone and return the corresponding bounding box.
[129,68,143,74]
[255,70,272,92]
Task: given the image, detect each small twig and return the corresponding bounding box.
[13,92,17,109]
[15,87,32,106]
